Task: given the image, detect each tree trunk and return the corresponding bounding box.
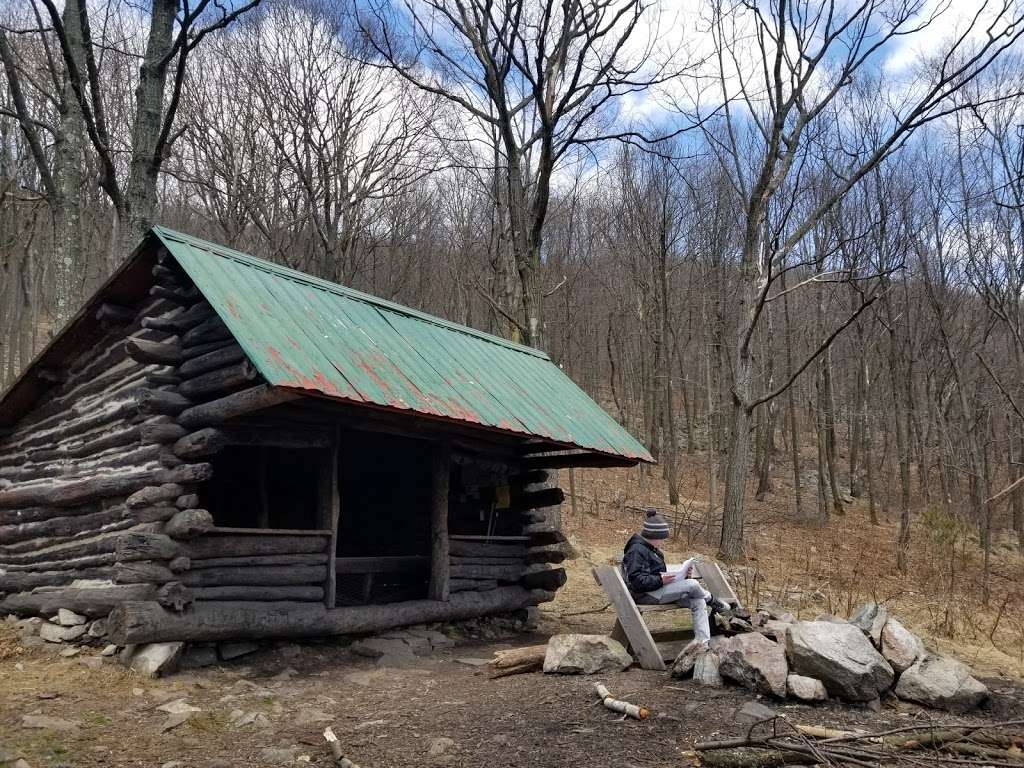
[118,0,177,258]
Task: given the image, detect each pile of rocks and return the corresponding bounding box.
[672,603,989,712]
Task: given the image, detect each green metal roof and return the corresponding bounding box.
[153,227,652,462]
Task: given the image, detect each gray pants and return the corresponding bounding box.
[645,576,711,645]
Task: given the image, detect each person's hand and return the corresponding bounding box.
[661,572,677,585]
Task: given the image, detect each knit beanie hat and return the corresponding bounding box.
[641,508,670,540]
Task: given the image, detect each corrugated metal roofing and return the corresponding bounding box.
[153,227,652,462]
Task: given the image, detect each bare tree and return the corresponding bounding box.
[680,0,1024,561]
[361,0,678,348]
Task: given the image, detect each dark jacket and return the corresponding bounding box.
[622,534,665,594]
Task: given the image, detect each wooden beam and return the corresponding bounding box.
[177,385,300,429]
[323,431,340,608]
[429,443,451,601]
[108,586,548,644]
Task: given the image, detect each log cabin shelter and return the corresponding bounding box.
[0,227,652,644]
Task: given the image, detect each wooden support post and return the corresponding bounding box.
[429,443,451,601]
[323,429,340,608]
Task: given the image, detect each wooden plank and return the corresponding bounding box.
[592,565,665,671]
[694,559,740,606]
[334,556,429,574]
[429,444,451,602]
[324,429,340,608]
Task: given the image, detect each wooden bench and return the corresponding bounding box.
[592,559,741,671]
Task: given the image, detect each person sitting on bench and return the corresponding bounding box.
[622,508,728,649]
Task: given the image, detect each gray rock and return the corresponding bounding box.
[849,603,888,647]
[259,747,298,764]
[734,701,777,724]
[787,674,828,702]
[880,617,924,674]
[814,613,847,624]
[670,640,706,678]
[218,641,259,661]
[59,646,81,657]
[717,633,788,698]
[693,651,723,687]
[21,714,79,731]
[427,737,455,756]
[543,634,632,675]
[38,621,87,643]
[17,617,42,636]
[128,642,184,678]
[179,644,219,670]
[56,608,87,626]
[786,621,893,702]
[162,761,184,768]
[758,620,794,642]
[894,655,988,712]
[160,711,193,733]
[100,644,118,657]
[88,618,108,638]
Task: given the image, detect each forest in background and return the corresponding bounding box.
[2,0,1024,595]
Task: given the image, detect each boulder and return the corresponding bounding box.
[38,621,87,643]
[717,632,788,698]
[693,651,724,687]
[543,634,632,675]
[128,642,184,677]
[670,640,705,678]
[880,617,924,674]
[849,603,888,647]
[787,674,828,702]
[785,621,894,702]
[894,655,988,712]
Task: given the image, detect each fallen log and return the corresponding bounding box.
[488,644,546,678]
[594,683,648,720]
[108,586,547,643]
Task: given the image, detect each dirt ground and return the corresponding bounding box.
[2,619,1024,768]
[3,458,1024,767]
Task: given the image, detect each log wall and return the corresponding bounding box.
[0,249,568,637]
[0,252,282,618]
